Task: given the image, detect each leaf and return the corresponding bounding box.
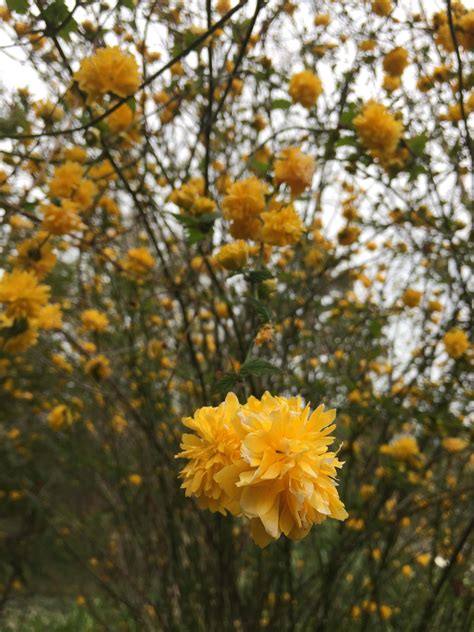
[406,133,429,157]
[245,269,273,284]
[334,136,356,148]
[248,297,272,323]
[246,157,270,177]
[240,357,281,377]
[215,373,239,393]
[270,99,292,110]
[43,0,78,41]
[6,0,29,14]
[340,103,358,128]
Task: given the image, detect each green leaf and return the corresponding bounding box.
[270,99,292,110]
[215,373,239,393]
[248,297,272,323]
[6,0,29,14]
[245,269,273,284]
[43,0,78,41]
[246,157,270,177]
[340,103,358,128]
[406,133,429,157]
[240,357,281,377]
[334,136,356,148]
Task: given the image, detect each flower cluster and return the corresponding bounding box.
[177,392,348,547]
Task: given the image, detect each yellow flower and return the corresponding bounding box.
[314,14,330,27]
[84,355,111,380]
[64,146,87,163]
[372,0,392,17]
[402,288,422,308]
[0,314,38,353]
[123,247,155,274]
[49,162,84,199]
[443,328,468,358]
[337,225,360,246]
[380,435,420,461]
[169,177,215,216]
[0,270,50,318]
[128,474,143,486]
[41,200,84,235]
[288,70,323,109]
[73,179,98,212]
[106,103,135,133]
[112,414,128,433]
[74,46,140,102]
[34,303,63,330]
[216,241,249,270]
[222,176,268,240]
[13,232,57,278]
[274,147,315,196]
[176,392,242,514]
[383,47,409,76]
[441,437,468,453]
[383,74,401,92]
[261,205,304,246]
[354,101,403,161]
[81,309,109,332]
[226,393,347,547]
[33,99,64,123]
[416,553,431,567]
[48,405,71,431]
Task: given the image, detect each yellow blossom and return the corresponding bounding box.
[354,101,403,161]
[222,176,268,240]
[383,47,409,77]
[402,288,422,308]
[380,435,420,462]
[372,0,392,17]
[13,232,57,278]
[84,355,111,380]
[441,437,468,453]
[443,328,468,358]
[48,405,71,430]
[49,162,84,199]
[0,269,50,318]
[288,70,323,109]
[261,205,304,246]
[123,247,155,274]
[74,47,140,102]
[274,147,315,196]
[41,200,84,235]
[81,309,110,332]
[216,241,249,270]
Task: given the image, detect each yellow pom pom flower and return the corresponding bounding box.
[354,101,403,162]
[74,46,140,102]
[274,147,315,196]
[383,47,409,77]
[216,241,249,270]
[177,392,348,547]
[222,176,268,240]
[81,309,110,333]
[261,205,304,246]
[443,328,469,359]
[288,70,323,109]
[0,269,50,319]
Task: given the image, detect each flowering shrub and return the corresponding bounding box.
[0,0,472,630]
